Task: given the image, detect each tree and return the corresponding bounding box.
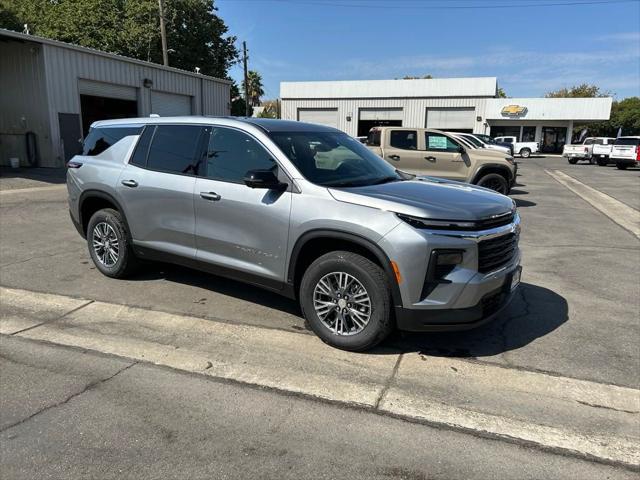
[0,0,238,78]
[230,81,251,116]
[545,83,611,98]
[243,70,264,107]
[400,74,433,79]
[496,86,507,98]
[575,97,640,137]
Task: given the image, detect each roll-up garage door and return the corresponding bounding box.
[78,79,137,100]
[297,108,338,128]
[151,91,192,116]
[359,108,403,121]
[425,108,475,130]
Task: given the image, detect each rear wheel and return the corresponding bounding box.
[299,251,393,351]
[87,208,138,278]
[597,157,608,166]
[568,158,578,165]
[476,173,509,195]
[520,148,531,158]
[616,163,628,170]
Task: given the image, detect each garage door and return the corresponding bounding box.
[151,91,192,116]
[297,108,338,128]
[78,79,137,101]
[426,108,475,130]
[358,108,403,136]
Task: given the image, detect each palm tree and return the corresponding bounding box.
[245,70,264,107]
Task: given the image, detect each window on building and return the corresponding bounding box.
[82,126,143,156]
[205,127,277,183]
[146,125,204,175]
[490,126,521,140]
[522,127,536,142]
[389,130,417,150]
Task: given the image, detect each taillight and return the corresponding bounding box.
[67,161,83,168]
[636,146,639,161]
[584,147,589,153]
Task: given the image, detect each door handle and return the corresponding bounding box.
[200,191,221,201]
[388,155,400,160]
[121,179,138,188]
[424,156,436,162]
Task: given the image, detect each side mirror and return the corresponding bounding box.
[244,169,287,190]
[458,145,466,154]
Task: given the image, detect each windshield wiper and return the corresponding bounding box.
[368,176,402,185]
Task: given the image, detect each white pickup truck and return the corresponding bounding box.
[563,137,616,165]
[493,136,539,158]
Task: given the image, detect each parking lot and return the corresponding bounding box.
[1,156,639,478]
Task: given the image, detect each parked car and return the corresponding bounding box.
[610,136,640,170]
[448,132,511,156]
[366,127,516,194]
[562,137,616,165]
[493,136,539,158]
[68,117,521,351]
[474,133,514,155]
[592,138,618,166]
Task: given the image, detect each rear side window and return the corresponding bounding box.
[82,126,142,156]
[129,126,155,167]
[425,133,461,152]
[614,137,640,146]
[146,125,205,175]
[205,127,277,183]
[389,130,417,150]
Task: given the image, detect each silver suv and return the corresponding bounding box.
[68,117,522,351]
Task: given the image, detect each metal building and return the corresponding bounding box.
[280,78,612,153]
[0,29,231,167]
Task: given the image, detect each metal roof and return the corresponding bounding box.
[281,77,498,99]
[0,28,231,84]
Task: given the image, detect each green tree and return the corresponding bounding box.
[243,70,264,107]
[400,74,433,79]
[496,86,507,98]
[545,83,611,98]
[578,97,640,137]
[230,81,251,116]
[257,100,279,119]
[0,0,238,78]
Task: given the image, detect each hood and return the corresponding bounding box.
[329,177,514,221]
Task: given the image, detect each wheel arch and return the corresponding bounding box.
[79,190,130,238]
[287,229,403,308]
[471,164,513,185]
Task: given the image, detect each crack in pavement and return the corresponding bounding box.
[0,251,76,269]
[374,354,403,409]
[9,300,94,336]
[576,400,639,415]
[0,361,137,433]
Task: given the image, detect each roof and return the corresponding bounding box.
[280,77,498,99]
[0,28,231,84]
[91,116,340,133]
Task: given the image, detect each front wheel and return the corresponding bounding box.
[520,148,531,158]
[299,251,394,351]
[597,157,608,166]
[476,173,509,195]
[568,158,578,165]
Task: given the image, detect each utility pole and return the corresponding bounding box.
[158,0,169,66]
[243,41,250,117]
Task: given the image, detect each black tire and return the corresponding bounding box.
[597,157,608,166]
[568,159,578,165]
[520,148,531,158]
[616,163,628,170]
[588,157,595,165]
[299,251,393,351]
[87,208,138,278]
[476,173,509,195]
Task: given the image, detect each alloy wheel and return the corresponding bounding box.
[313,271,371,336]
[92,222,119,267]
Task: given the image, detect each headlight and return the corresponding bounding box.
[396,213,476,230]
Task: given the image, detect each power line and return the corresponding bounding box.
[224,0,638,9]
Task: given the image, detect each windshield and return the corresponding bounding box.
[476,134,496,144]
[269,131,403,187]
[614,137,640,146]
[461,135,483,148]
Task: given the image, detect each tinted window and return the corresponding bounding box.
[461,135,483,148]
[425,133,461,152]
[82,126,142,156]
[129,126,154,167]
[389,130,417,150]
[614,137,640,146]
[522,127,536,142]
[147,125,204,175]
[206,127,276,183]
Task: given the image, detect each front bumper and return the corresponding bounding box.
[395,266,520,332]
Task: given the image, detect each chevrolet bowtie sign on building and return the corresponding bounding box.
[501,105,528,117]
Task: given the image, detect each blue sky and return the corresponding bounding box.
[217,0,640,100]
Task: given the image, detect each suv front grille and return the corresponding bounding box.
[475,211,515,231]
[478,233,517,273]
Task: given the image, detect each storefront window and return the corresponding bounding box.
[522,126,536,142]
[490,126,520,140]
